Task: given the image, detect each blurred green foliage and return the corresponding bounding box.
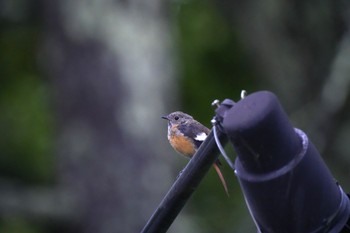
[0,218,42,233]
[176,0,257,122]
[0,20,54,184]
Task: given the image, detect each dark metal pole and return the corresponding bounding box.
[141,129,227,233]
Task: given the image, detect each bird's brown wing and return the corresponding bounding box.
[178,121,210,148]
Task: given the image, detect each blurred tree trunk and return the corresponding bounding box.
[42,1,176,232]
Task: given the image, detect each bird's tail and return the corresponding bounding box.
[213,162,229,197]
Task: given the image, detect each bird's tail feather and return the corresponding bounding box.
[213,162,229,197]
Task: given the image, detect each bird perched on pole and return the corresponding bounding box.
[162,111,229,196]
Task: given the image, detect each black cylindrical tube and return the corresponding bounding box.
[222,91,350,232]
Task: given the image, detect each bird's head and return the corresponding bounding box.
[161,111,193,126]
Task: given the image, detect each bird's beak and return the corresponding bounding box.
[161,115,169,120]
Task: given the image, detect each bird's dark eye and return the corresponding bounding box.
[174,116,179,121]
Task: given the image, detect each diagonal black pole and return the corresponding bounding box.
[141,129,227,233]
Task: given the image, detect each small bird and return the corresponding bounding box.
[162,111,229,196]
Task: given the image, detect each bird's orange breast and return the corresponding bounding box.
[169,134,196,158]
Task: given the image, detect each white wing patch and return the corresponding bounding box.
[195,132,207,141]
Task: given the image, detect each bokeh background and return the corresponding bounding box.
[1,0,350,232]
